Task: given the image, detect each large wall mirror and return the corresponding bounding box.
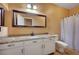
[13,10,47,28]
[0,8,4,26]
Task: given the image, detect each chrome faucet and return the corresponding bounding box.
[31,32,34,36]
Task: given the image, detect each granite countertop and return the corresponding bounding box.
[0,34,58,44]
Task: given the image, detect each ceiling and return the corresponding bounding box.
[1,3,79,10]
[54,3,79,9]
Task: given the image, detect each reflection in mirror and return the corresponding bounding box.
[13,10,47,28]
[0,8,4,26]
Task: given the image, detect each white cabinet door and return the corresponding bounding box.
[24,40,43,55]
[0,42,24,55]
[43,38,55,54]
[0,47,23,55]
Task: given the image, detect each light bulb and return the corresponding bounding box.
[33,5,37,9]
[27,4,31,9]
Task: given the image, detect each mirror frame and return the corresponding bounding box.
[0,8,5,26]
[12,10,47,28]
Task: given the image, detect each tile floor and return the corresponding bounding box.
[54,48,79,55]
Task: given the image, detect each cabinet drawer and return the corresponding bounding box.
[24,40,43,45]
[0,42,24,49]
[50,36,58,41]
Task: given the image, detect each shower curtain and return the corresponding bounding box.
[61,14,79,51]
[74,15,79,51]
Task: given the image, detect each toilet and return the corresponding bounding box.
[56,41,68,54]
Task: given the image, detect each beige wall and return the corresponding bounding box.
[44,4,69,34]
[0,3,8,10]
[69,5,79,15]
[5,3,48,36]
[1,3,69,36]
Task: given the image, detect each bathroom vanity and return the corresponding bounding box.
[0,9,58,55]
[0,34,58,55]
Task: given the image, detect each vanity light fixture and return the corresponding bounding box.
[33,5,37,9]
[26,4,37,10]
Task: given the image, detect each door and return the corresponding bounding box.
[43,38,55,54]
[0,47,23,55]
[24,39,43,55]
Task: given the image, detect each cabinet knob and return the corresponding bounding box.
[50,39,52,40]
[44,45,45,48]
[21,49,23,54]
[42,44,45,48]
[8,44,15,47]
[33,41,37,43]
